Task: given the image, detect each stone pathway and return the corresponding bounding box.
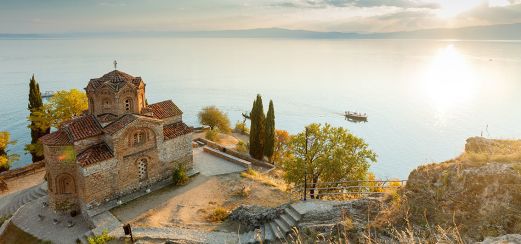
[0,183,47,218]
[132,226,238,243]
[194,147,247,176]
[10,196,90,244]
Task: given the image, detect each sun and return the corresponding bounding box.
[437,0,511,18]
[437,0,482,18]
[421,44,477,111]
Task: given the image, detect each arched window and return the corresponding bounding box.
[102,99,111,112]
[56,173,75,194]
[138,158,148,181]
[125,98,132,112]
[132,130,147,146]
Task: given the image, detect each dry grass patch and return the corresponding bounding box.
[240,168,286,191]
[206,207,230,222]
[234,184,252,198]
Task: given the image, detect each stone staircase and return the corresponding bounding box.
[240,204,302,243]
[0,183,47,218]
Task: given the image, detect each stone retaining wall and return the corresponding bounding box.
[202,147,251,168]
[196,138,275,170]
[0,161,45,181]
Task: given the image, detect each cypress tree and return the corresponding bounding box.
[264,100,275,163]
[27,75,49,162]
[249,94,265,160]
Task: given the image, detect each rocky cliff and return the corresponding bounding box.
[384,137,521,242]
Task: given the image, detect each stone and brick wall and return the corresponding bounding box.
[160,132,193,170]
[43,145,80,212]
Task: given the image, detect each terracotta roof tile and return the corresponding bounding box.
[97,113,118,123]
[103,114,137,135]
[163,122,192,140]
[77,143,113,167]
[148,100,183,119]
[63,115,104,141]
[86,70,143,91]
[39,130,72,146]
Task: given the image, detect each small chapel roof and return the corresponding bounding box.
[77,143,114,167]
[63,115,104,141]
[163,122,193,140]
[86,70,143,91]
[40,130,72,146]
[147,100,183,119]
[40,115,103,146]
[103,114,138,135]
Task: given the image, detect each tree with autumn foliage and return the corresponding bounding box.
[0,132,19,173]
[198,106,231,133]
[29,89,88,132]
[272,130,292,164]
[281,123,377,199]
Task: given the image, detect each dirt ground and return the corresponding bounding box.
[0,169,45,196]
[126,172,291,233]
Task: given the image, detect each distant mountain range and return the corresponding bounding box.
[2,23,521,40]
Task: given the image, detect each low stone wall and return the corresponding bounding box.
[0,161,45,181]
[203,147,251,168]
[196,138,275,170]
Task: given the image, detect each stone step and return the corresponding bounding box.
[280,213,296,230]
[263,223,274,242]
[285,205,302,222]
[269,222,284,240]
[274,218,290,234]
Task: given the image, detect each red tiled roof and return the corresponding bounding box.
[97,113,118,123]
[63,115,104,141]
[39,130,72,146]
[77,143,113,167]
[148,100,182,119]
[86,70,143,91]
[103,114,137,135]
[163,122,193,140]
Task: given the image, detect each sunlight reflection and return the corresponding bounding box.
[422,44,477,113]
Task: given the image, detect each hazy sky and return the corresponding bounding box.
[1,0,521,33]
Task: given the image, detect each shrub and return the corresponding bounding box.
[172,164,188,186]
[235,140,248,153]
[87,230,113,244]
[235,184,252,198]
[198,106,231,133]
[206,207,229,222]
[205,129,219,142]
[234,121,249,135]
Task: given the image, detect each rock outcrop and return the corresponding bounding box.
[395,137,521,241]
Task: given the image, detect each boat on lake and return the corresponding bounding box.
[345,111,368,122]
[42,91,55,98]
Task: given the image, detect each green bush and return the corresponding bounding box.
[172,164,188,186]
[235,140,248,153]
[205,129,219,142]
[234,121,249,135]
[87,230,113,244]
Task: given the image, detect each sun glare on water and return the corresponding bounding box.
[422,44,477,113]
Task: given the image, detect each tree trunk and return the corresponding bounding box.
[309,175,319,199]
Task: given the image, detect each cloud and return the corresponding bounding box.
[270,0,440,9]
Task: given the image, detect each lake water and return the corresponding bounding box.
[1,38,520,179]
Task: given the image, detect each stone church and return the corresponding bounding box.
[40,69,193,213]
